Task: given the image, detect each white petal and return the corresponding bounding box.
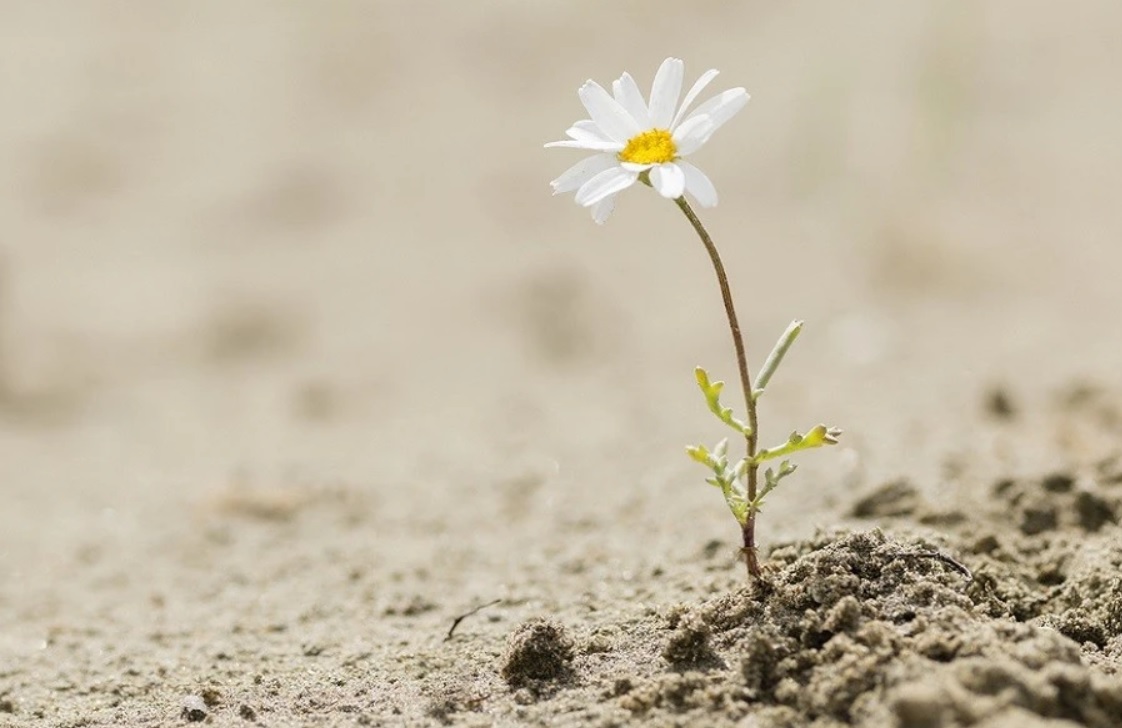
[648,58,684,129]
[567,126,622,149]
[574,166,638,207]
[679,161,718,207]
[567,120,614,142]
[544,138,622,152]
[671,69,719,130]
[578,81,642,143]
[620,161,653,173]
[590,196,616,225]
[612,72,650,128]
[672,115,714,156]
[550,154,618,195]
[686,88,750,143]
[650,163,686,199]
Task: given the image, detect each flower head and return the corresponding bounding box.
[546,57,749,224]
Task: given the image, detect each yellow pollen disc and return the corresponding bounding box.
[618,129,677,165]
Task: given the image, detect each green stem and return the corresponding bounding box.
[674,197,761,578]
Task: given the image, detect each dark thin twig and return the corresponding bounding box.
[444,599,501,641]
[896,550,973,583]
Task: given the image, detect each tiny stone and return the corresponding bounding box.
[701,539,724,559]
[992,478,1017,497]
[612,678,633,697]
[584,634,612,654]
[1020,505,1058,535]
[1041,472,1075,493]
[985,386,1016,419]
[181,695,208,722]
[239,704,257,720]
[1075,490,1116,532]
[850,480,919,518]
[971,534,1000,554]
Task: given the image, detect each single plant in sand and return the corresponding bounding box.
[547,57,841,578]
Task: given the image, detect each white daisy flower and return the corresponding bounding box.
[546,57,749,224]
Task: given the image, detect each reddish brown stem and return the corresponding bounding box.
[674,197,761,578]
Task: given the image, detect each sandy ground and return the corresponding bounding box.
[2,2,1122,726]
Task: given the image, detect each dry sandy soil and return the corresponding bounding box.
[3,3,1122,727]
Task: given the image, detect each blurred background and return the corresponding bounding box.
[2,0,1121,644]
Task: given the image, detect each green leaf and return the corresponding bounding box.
[802,424,842,447]
[753,424,842,464]
[695,367,750,435]
[753,320,803,399]
[685,444,711,464]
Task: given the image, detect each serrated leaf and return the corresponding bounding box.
[694,366,749,434]
[754,425,842,464]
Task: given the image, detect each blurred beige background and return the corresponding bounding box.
[1,2,1121,718]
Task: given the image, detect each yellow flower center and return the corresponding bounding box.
[618,129,677,165]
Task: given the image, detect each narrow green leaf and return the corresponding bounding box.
[753,320,803,399]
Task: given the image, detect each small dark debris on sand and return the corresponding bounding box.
[992,472,1120,535]
[985,385,1017,420]
[446,598,502,641]
[849,479,964,526]
[500,618,575,689]
[850,479,921,518]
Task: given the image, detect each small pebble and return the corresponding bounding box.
[985,386,1016,419]
[181,695,207,722]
